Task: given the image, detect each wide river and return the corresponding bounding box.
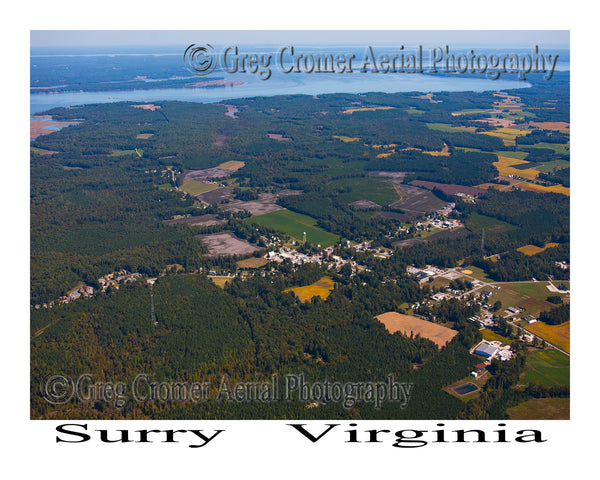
[30,72,532,115]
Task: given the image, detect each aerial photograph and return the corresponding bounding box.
[30,30,570,422]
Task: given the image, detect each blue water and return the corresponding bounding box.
[30,73,531,115]
[30,44,570,114]
[453,383,479,395]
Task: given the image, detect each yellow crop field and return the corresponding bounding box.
[333,135,359,142]
[524,321,570,353]
[424,144,450,156]
[480,127,529,146]
[343,106,395,114]
[517,243,560,256]
[493,156,540,179]
[376,152,394,158]
[519,183,570,196]
[285,277,335,302]
[209,276,232,288]
[216,160,245,171]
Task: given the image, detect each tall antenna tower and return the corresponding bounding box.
[150,283,157,325]
[303,231,306,243]
[481,228,485,253]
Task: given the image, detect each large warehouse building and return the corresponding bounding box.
[474,342,498,359]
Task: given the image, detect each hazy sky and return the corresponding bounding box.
[30,30,569,48]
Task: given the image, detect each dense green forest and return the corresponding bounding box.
[31,82,569,420]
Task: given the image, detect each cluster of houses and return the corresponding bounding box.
[266,246,371,275]
[32,269,142,310]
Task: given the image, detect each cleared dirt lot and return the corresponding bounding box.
[196,232,261,257]
[223,193,284,216]
[197,187,234,203]
[375,312,458,349]
[410,180,485,197]
[163,214,225,227]
[390,184,447,217]
[185,168,232,181]
[350,199,382,210]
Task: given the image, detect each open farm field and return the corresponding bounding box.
[481,329,512,343]
[535,160,570,173]
[332,176,399,206]
[410,180,485,196]
[222,193,283,216]
[375,312,458,349]
[31,146,59,155]
[493,156,539,179]
[529,121,570,132]
[163,214,225,227]
[196,232,261,257]
[480,127,529,146]
[285,277,335,302]
[494,150,530,160]
[244,209,339,247]
[523,320,570,353]
[524,142,570,155]
[426,123,477,133]
[519,182,570,196]
[333,135,359,142]
[180,178,219,196]
[520,349,570,387]
[423,144,450,156]
[517,243,560,256]
[451,108,489,115]
[507,398,569,420]
[209,276,232,288]
[388,184,447,218]
[343,106,395,114]
[110,149,138,157]
[487,282,567,318]
[216,160,245,171]
[465,213,516,234]
[236,257,269,269]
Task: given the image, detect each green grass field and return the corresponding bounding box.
[461,265,496,282]
[522,142,570,156]
[507,397,569,420]
[426,123,476,133]
[481,328,512,343]
[110,149,142,157]
[520,349,570,387]
[331,177,399,206]
[493,150,530,160]
[465,213,516,234]
[180,179,219,196]
[489,282,567,318]
[535,160,570,173]
[244,209,339,247]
